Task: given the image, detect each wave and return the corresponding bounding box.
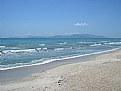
[39,44,45,46]
[35,48,47,51]
[0,46,5,48]
[0,47,120,71]
[1,48,41,54]
[54,47,72,51]
[90,43,102,46]
[104,42,121,45]
[2,49,36,54]
[54,48,64,51]
[42,48,47,50]
[78,42,95,44]
[59,42,67,45]
[0,47,49,55]
[35,48,42,51]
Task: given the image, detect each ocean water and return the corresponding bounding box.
[0,38,121,70]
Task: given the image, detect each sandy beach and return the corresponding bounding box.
[1,48,121,91]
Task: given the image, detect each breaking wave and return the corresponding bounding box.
[0,47,120,71]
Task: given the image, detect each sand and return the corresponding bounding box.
[1,49,121,91]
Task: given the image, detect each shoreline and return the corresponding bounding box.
[0,47,120,71]
[0,48,120,82]
[1,48,121,91]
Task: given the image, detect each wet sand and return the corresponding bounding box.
[1,48,121,91]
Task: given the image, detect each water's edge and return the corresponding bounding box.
[0,47,120,71]
[0,47,120,84]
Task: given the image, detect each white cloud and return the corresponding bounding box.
[25,33,32,36]
[74,22,88,27]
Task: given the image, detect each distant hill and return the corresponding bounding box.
[8,34,105,38]
[51,34,105,38]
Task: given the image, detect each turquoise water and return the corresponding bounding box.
[0,38,121,70]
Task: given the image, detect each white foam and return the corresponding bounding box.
[0,47,120,71]
[42,48,47,50]
[1,47,48,54]
[0,46,5,48]
[54,48,64,51]
[78,42,95,44]
[90,43,102,46]
[39,44,45,46]
[2,49,36,54]
[35,48,42,51]
[38,48,48,51]
[104,42,121,45]
[59,42,67,45]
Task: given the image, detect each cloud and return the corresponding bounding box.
[74,22,88,27]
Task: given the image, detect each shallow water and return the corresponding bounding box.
[0,38,121,70]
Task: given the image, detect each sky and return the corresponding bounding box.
[0,0,121,38]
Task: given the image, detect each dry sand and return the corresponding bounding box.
[1,49,121,91]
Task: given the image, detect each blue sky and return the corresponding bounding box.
[0,0,121,38]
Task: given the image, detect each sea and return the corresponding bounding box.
[0,38,121,70]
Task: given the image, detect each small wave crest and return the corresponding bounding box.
[2,49,36,54]
[39,44,45,46]
[0,47,120,71]
[0,47,49,55]
[35,48,48,51]
[0,46,5,48]
[104,42,121,45]
[35,48,42,51]
[54,48,64,51]
[59,42,67,45]
[78,42,95,44]
[42,48,47,50]
[90,43,102,46]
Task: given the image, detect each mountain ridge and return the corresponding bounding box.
[8,34,106,38]
[51,34,105,38]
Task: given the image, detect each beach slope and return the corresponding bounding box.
[1,49,121,91]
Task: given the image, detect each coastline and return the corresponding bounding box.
[1,48,121,91]
[0,48,120,82]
